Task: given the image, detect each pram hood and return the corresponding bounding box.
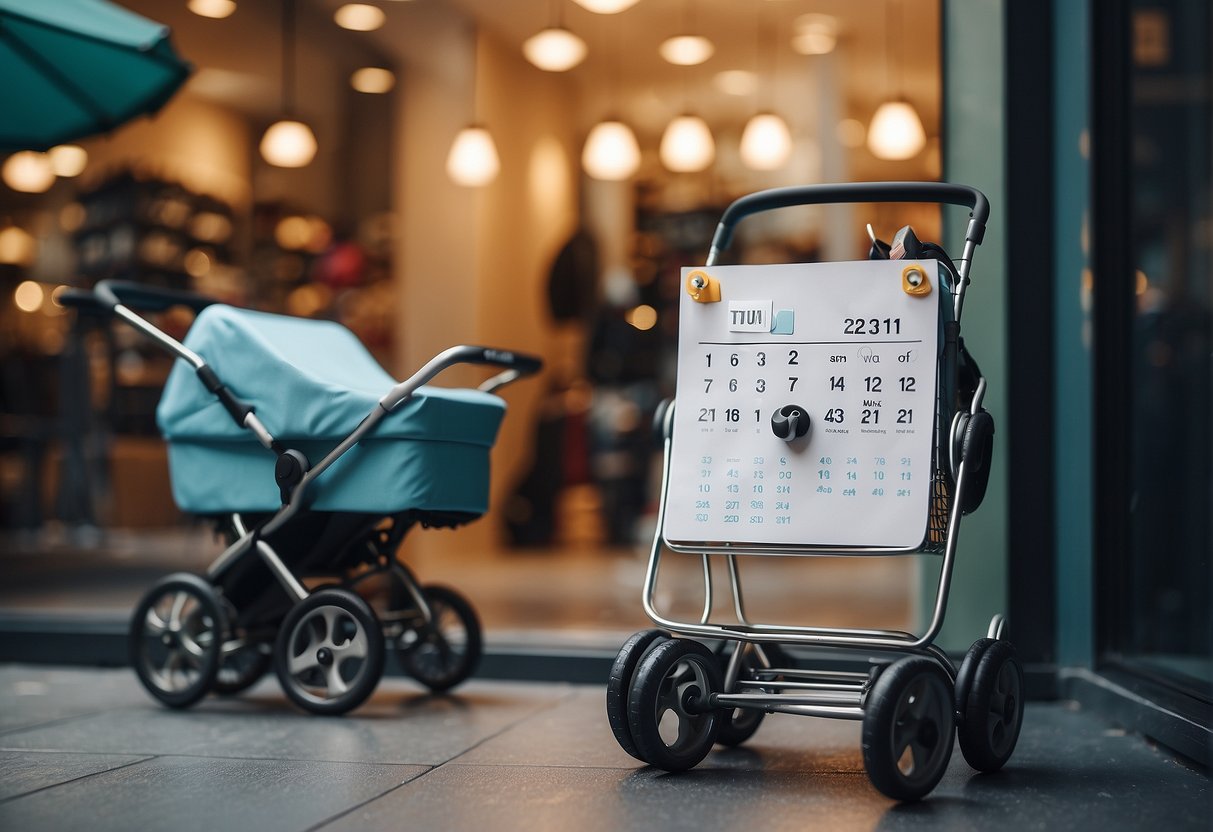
[156,304,505,446]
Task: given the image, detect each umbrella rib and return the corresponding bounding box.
[0,23,114,129]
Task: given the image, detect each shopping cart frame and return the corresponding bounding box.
[610,182,1022,801]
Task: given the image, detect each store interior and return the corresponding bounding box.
[0,0,945,644]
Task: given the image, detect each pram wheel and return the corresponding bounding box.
[398,585,482,692]
[956,638,1024,772]
[627,638,722,771]
[862,656,955,801]
[274,588,385,715]
[129,573,226,709]
[607,629,669,760]
[212,642,272,695]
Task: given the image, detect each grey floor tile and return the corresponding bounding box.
[0,666,138,733]
[1,677,572,765]
[319,763,888,832]
[0,755,427,832]
[0,750,150,801]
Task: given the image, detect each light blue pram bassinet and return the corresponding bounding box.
[64,280,541,715]
[157,304,506,515]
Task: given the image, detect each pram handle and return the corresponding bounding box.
[59,280,219,314]
[706,182,989,265]
[379,345,542,413]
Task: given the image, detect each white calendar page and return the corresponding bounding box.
[663,260,943,552]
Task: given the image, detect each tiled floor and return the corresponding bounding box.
[0,664,1207,832]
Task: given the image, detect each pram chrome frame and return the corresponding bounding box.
[638,182,993,720]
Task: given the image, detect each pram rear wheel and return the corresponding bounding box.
[129,573,225,709]
[607,628,669,760]
[274,588,384,715]
[956,639,1024,772]
[212,642,272,696]
[398,585,482,693]
[862,656,955,801]
[627,638,722,771]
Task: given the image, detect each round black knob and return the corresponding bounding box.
[771,405,811,441]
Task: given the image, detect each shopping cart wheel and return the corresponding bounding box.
[711,641,768,747]
[129,573,226,709]
[274,588,385,715]
[956,639,1024,772]
[607,629,669,760]
[628,638,722,771]
[212,642,272,695]
[862,656,955,801]
[398,585,482,693]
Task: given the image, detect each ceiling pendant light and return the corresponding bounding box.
[659,34,714,66]
[524,2,587,72]
[868,101,925,160]
[188,0,237,19]
[582,119,640,180]
[2,151,55,193]
[261,0,317,168]
[867,0,925,161]
[446,125,500,187]
[524,27,587,71]
[660,114,714,172]
[740,113,792,170]
[570,0,640,13]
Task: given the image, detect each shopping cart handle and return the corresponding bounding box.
[708,182,990,263]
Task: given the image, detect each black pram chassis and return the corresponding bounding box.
[63,280,541,715]
[607,183,1024,801]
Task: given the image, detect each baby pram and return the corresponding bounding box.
[63,281,541,714]
[606,182,1022,800]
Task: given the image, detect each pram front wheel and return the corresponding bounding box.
[398,584,482,693]
[627,638,722,772]
[607,628,669,760]
[956,638,1024,772]
[129,573,226,709]
[862,656,955,801]
[274,588,385,715]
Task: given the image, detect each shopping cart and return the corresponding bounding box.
[606,182,1023,801]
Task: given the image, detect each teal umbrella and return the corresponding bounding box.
[0,0,191,151]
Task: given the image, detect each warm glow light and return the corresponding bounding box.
[188,0,236,19]
[582,120,641,180]
[184,249,212,278]
[334,3,385,31]
[48,145,87,177]
[260,119,317,167]
[660,115,715,172]
[350,67,396,93]
[714,69,757,96]
[275,216,312,250]
[0,226,36,266]
[792,13,837,55]
[446,126,500,187]
[626,304,657,331]
[2,152,55,193]
[867,100,926,160]
[523,27,587,72]
[659,35,715,66]
[14,280,44,313]
[837,118,866,149]
[571,0,640,13]
[740,113,793,170]
[1135,269,1149,295]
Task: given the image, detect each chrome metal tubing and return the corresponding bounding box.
[764,704,865,720]
[714,690,863,708]
[726,554,750,626]
[736,678,866,692]
[478,368,520,394]
[722,640,747,691]
[255,539,308,603]
[206,514,256,581]
[243,412,275,450]
[114,305,205,368]
[698,554,713,625]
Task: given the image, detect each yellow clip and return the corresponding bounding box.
[902,264,932,297]
[686,269,721,303]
